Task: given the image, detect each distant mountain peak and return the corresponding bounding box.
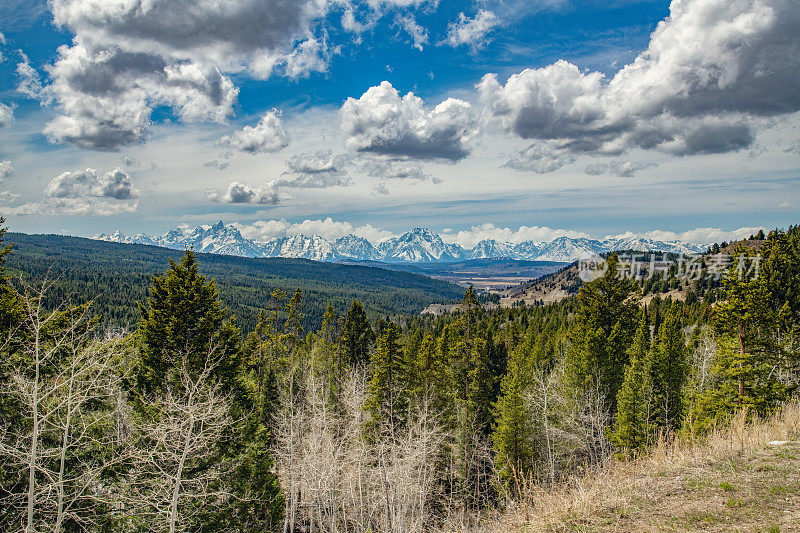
[94,223,706,264]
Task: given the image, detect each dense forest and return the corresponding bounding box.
[1,219,798,532]
[4,232,464,332]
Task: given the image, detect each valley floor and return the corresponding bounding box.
[487,404,800,532]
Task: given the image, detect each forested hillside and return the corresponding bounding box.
[1,221,798,531]
[4,232,463,332]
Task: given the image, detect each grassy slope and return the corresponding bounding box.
[490,404,800,532]
[5,232,463,331]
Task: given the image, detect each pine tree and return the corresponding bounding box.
[492,346,535,490]
[451,298,496,508]
[403,328,422,392]
[565,255,637,408]
[688,242,797,432]
[365,321,407,434]
[610,315,653,456]
[319,303,338,344]
[136,250,241,396]
[135,251,282,530]
[340,300,375,367]
[648,306,688,431]
[0,218,21,332]
[715,249,775,409]
[284,288,304,355]
[241,310,281,432]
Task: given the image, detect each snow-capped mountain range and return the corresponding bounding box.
[95,221,706,264]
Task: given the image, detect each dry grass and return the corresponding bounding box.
[485,402,800,532]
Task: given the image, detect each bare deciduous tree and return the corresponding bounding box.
[0,280,128,532]
[272,358,450,533]
[124,355,238,533]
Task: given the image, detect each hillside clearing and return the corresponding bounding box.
[489,404,800,532]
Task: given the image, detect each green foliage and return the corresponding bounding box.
[0,218,21,333]
[492,346,536,489]
[1,222,799,528]
[136,250,242,397]
[365,321,407,433]
[340,300,375,366]
[135,251,283,530]
[565,255,637,408]
[648,305,689,431]
[610,315,653,455]
[687,232,800,433]
[6,232,463,332]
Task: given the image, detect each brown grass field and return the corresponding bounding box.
[484,403,800,532]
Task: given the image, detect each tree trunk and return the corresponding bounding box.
[170,414,195,533]
[26,329,41,533]
[738,322,746,405]
[55,370,77,532]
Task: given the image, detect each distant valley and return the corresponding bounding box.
[339,258,567,291]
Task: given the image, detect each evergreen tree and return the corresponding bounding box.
[284,288,304,355]
[135,251,282,530]
[403,328,423,392]
[715,249,775,408]
[688,242,797,432]
[412,332,443,402]
[491,346,535,490]
[319,303,338,344]
[241,310,281,432]
[610,315,653,455]
[648,306,688,431]
[340,300,375,366]
[365,321,407,434]
[451,289,496,507]
[565,255,637,410]
[0,218,21,332]
[136,250,241,396]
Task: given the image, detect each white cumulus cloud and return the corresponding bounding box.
[276,151,353,188]
[480,0,800,171]
[7,167,139,215]
[38,0,334,150]
[340,81,476,161]
[220,110,289,154]
[205,181,279,205]
[45,167,138,200]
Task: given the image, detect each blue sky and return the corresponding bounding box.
[0,0,798,247]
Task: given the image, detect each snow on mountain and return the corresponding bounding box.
[265,234,338,261]
[379,228,466,263]
[183,221,267,257]
[512,241,543,260]
[601,236,705,255]
[159,228,189,249]
[334,235,381,261]
[95,230,156,246]
[469,239,516,259]
[93,223,707,265]
[95,230,126,243]
[534,237,606,262]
